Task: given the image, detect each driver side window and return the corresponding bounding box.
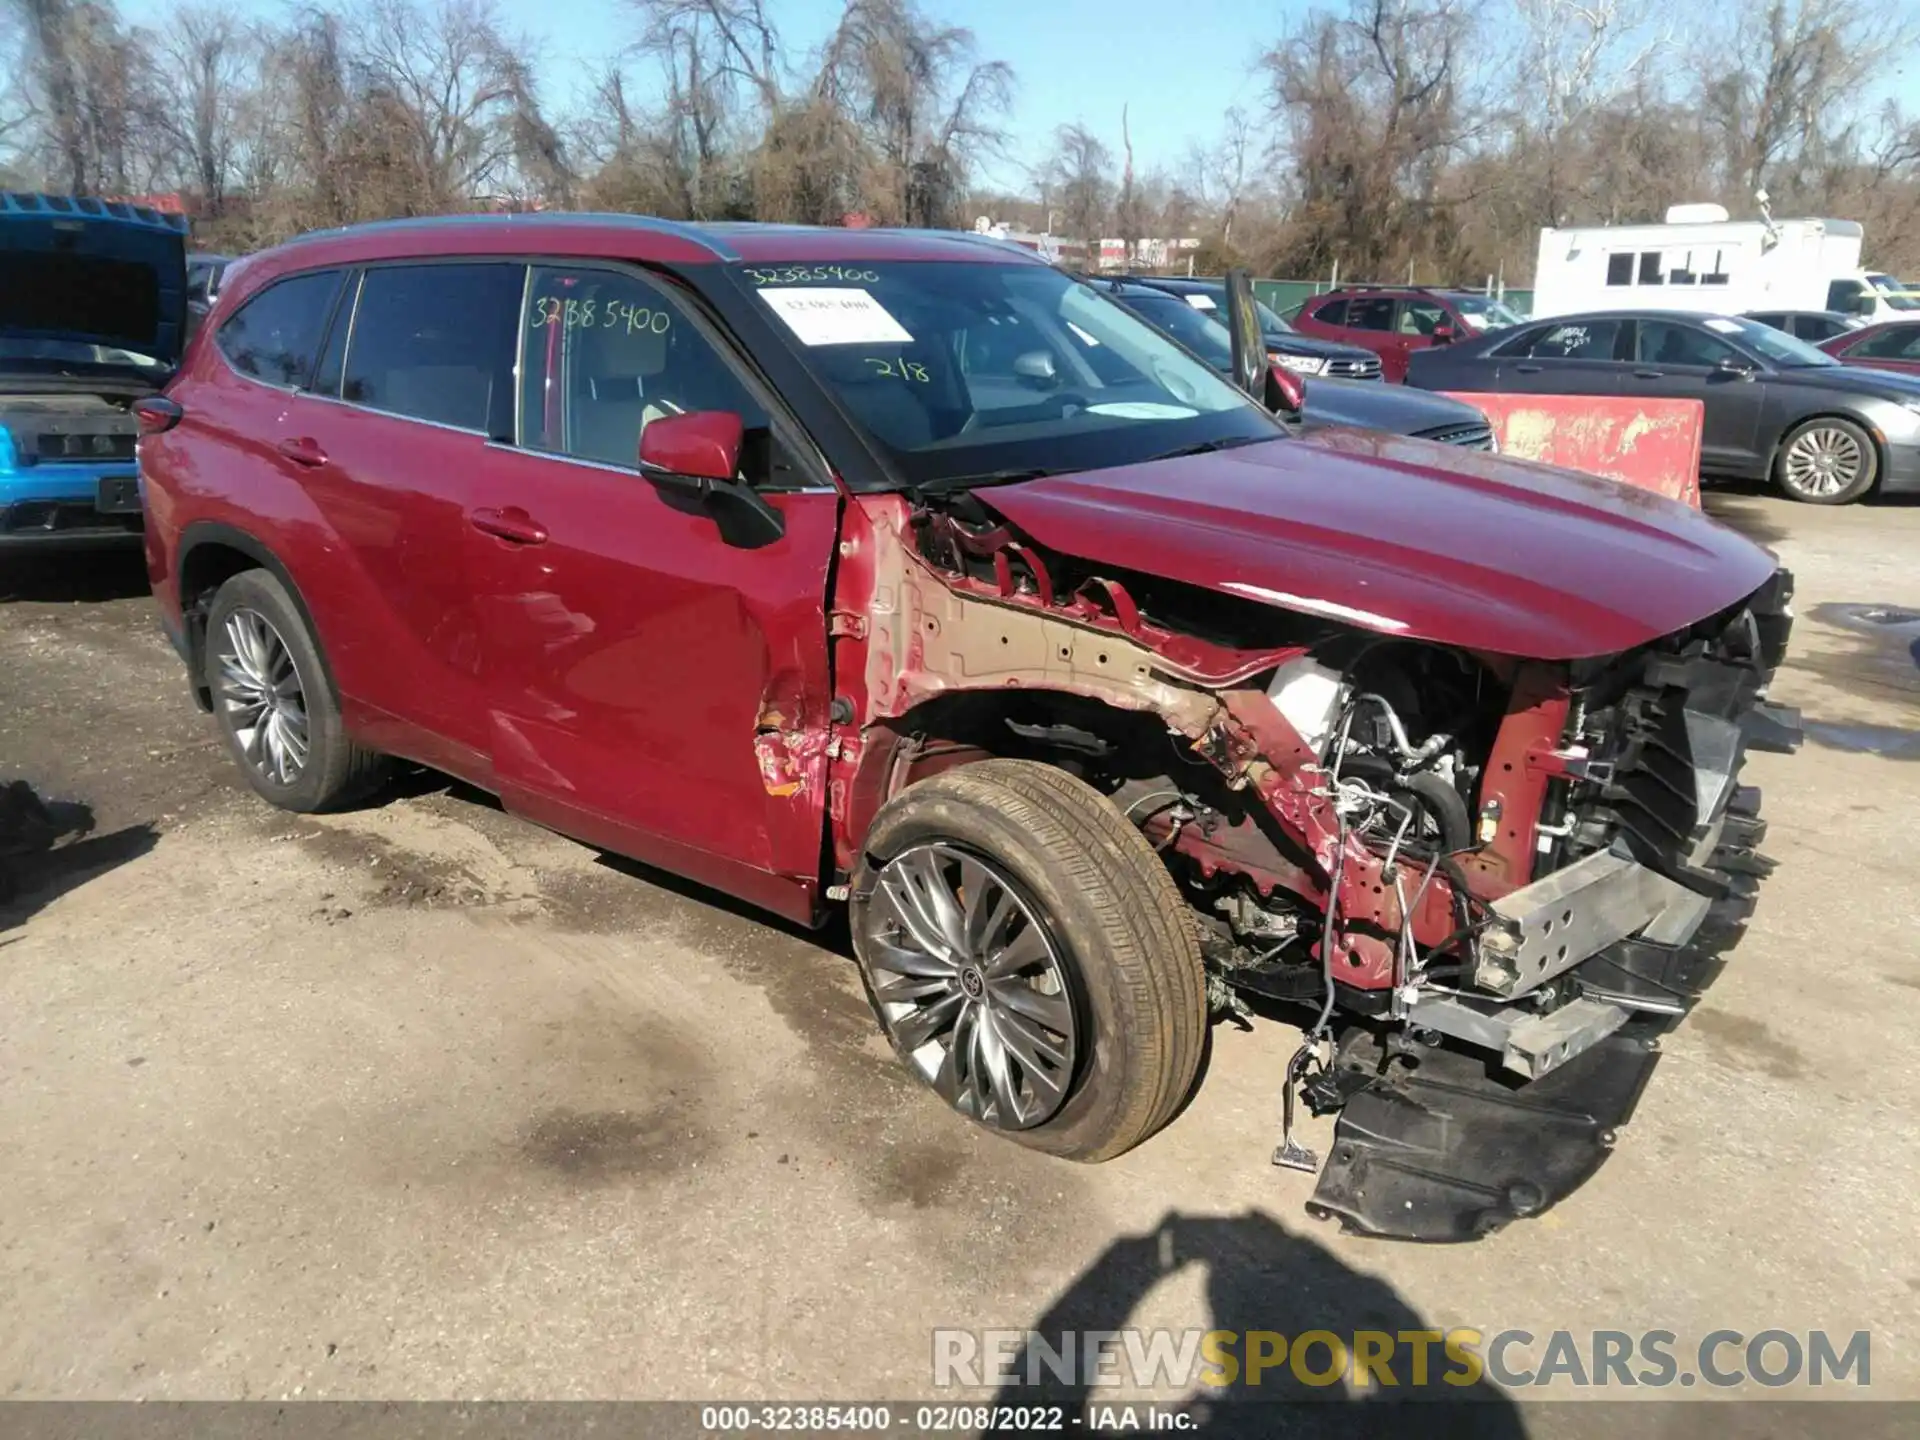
[1635,320,1735,368]
[1399,300,1447,335]
[518,264,777,481]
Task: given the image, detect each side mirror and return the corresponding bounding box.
[1430,322,1458,345]
[1012,350,1059,386]
[1264,362,1306,417]
[638,410,785,549]
[639,409,743,482]
[1224,267,1266,399]
[1714,355,1758,380]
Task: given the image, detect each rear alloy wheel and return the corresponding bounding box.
[203,568,390,812]
[217,607,310,787]
[1775,417,1877,504]
[851,760,1206,1161]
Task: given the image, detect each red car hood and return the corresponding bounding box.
[982,431,1777,660]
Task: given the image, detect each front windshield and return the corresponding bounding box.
[739,261,1279,487]
[1452,295,1523,330]
[1712,316,1838,367]
[1867,273,1920,311]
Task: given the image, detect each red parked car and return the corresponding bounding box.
[1817,319,1920,374]
[137,218,1797,1241]
[1291,286,1524,381]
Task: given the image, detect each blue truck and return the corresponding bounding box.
[0,193,188,550]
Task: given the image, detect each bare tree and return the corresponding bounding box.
[1695,0,1916,201]
[148,3,249,210]
[1043,121,1112,244]
[1506,0,1669,222]
[1195,104,1257,248]
[1264,0,1482,277]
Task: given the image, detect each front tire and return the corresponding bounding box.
[850,760,1206,1162]
[1774,417,1877,503]
[203,568,389,812]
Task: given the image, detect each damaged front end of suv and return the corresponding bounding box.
[826,428,1799,1242]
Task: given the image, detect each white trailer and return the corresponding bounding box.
[1530,205,1920,320]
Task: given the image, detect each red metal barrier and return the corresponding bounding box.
[1446,393,1704,509]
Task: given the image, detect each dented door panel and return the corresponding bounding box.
[466,443,838,914]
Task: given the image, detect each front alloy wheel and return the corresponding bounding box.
[851,760,1206,1162]
[863,842,1079,1131]
[1777,418,1876,503]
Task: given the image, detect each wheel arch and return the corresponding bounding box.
[176,522,338,710]
[836,686,1206,875]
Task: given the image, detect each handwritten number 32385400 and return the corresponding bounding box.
[532,296,671,335]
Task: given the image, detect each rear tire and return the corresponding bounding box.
[203,569,389,812]
[850,759,1206,1162]
[1774,417,1877,504]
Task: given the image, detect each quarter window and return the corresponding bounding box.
[518,265,777,479]
[216,270,343,389]
[340,264,523,432]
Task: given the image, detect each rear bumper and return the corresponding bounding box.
[0,464,144,547]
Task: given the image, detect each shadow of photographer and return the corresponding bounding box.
[985,1208,1526,1437]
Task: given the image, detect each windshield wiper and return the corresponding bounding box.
[914,467,1059,494]
[1142,435,1273,463]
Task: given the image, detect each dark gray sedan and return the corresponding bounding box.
[1406,309,1920,503]
[1095,279,1495,449]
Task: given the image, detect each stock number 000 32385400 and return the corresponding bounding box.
[700,1405,1073,1432]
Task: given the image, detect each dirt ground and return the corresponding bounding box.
[1,489,1916,1407]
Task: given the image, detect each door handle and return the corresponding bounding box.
[276,436,328,467]
[1632,369,1665,379]
[469,506,549,546]
[1514,364,1543,374]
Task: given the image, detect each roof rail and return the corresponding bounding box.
[280,210,739,261]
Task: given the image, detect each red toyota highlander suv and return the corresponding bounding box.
[1291,286,1524,381]
[136,217,1799,1241]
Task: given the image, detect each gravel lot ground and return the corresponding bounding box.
[1,489,1915,1408]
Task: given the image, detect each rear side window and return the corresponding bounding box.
[216,270,343,388]
[1346,297,1396,331]
[342,264,524,432]
[1503,320,1623,361]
